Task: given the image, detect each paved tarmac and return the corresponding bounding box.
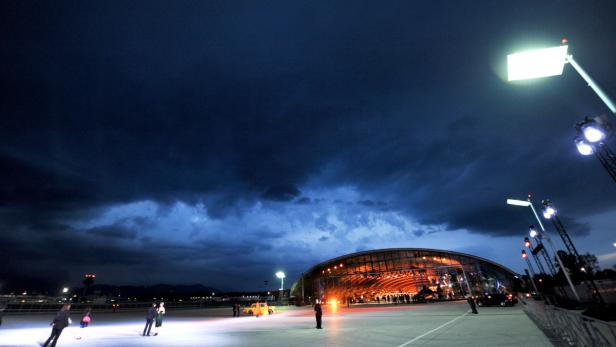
[0,301,553,346]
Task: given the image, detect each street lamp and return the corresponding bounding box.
[507,40,616,114]
[575,116,616,184]
[521,250,540,296]
[541,199,606,304]
[506,196,581,302]
[62,287,69,294]
[275,271,285,290]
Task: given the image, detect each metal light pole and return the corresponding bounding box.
[506,197,581,302]
[566,53,616,114]
[522,250,541,296]
[541,200,606,305]
[275,271,285,291]
[524,269,540,296]
[525,237,547,275]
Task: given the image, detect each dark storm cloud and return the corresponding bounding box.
[1,0,616,289]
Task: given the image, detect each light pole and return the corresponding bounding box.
[506,197,581,302]
[521,250,540,295]
[574,115,616,184]
[524,237,547,275]
[507,40,616,115]
[275,271,285,291]
[541,200,606,305]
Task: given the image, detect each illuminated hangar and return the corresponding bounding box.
[292,248,519,304]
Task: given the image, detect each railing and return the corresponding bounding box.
[521,297,616,346]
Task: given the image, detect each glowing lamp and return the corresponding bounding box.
[507,45,569,81]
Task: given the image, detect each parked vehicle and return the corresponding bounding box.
[242,302,276,315]
[476,293,518,307]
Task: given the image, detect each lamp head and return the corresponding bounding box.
[521,250,528,259]
[574,137,595,156]
[507,45,569,81]
[541,200,556,219]
[275,271,286,279]
[524,237,531,248]
[529,226,538,238]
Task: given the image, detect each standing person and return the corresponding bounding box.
[466,295,478,314]
[43,304,71,347]
[232,303,238,317]
[143,303,156,336]
[153,302,166,336]
[75,307,92,340]
[314,300,322,329]
[0,302,6,327]
[235,303,241,317]
[254,301,261,318]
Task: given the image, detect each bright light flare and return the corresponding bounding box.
[575,137,595,156]
[507,45,568,81]
[275,271,285,279]
[542,206,556,219]
[581,124,606,143]
[529,227,538,238]
[506,199,530,207]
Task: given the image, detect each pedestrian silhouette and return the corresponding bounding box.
[314,300,322,329]
[43,304,71,347]
[143,303,156,336]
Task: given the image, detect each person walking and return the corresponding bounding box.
[314,300,322,329]
[143,303,157,336]
[75,307,91,340]
[466,295,478,314]
[153,302,166,336]
[43,304,71,347]
[0,302,6,327]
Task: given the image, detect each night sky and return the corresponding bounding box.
[1,1,616,292]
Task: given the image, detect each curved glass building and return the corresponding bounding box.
[292,248,519,305]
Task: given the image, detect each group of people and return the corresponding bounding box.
[39,301,166,346]
[231,303,241,317]
[42,304,92,347]
[143,302,166,336]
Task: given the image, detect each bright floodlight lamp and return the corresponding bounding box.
[524,237,531,248]
[574,137,595,156]
[507,45,569,81]
[62,287,69,294]
[529,226,538,238]
[506,199,531,207]
[521,250,528,259]
[581,122,607,143]
[275,271,285,290]
[543,206,556,219]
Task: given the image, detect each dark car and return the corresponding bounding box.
[476,293,518,307]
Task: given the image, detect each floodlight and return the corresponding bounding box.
[507,45,569,81]
[506,199,531,207]
[581,123,606,143]
[521,250,528,259]
[524,237,531,248]
[574,137,595,155]
[529,226,538,238]
[543,206,556,219]
[275,271,285,291]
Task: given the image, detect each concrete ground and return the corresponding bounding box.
[0,301,553,347]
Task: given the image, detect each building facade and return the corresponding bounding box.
[292,248,519,305]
